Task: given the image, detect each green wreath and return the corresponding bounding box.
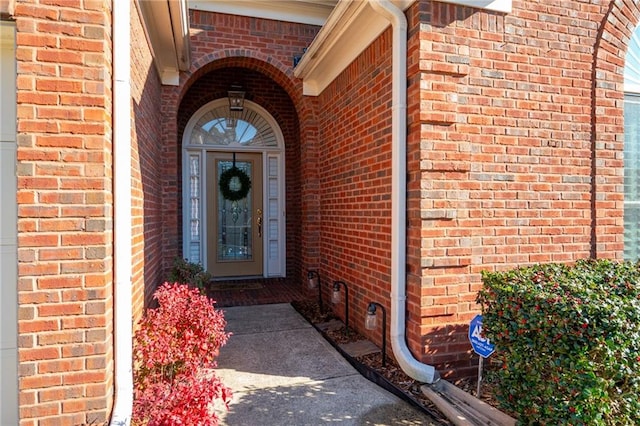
[219,166,252,201]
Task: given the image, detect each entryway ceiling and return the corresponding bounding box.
[188,0,339,26]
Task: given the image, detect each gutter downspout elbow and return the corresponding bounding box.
[368,0,439,384]
[110,1,134,424]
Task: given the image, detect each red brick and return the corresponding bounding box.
[20,346,61,362]
[19,403,60,419]
[38,303,84,317]
[36,21,82,36]
[37,276,82,290]
[62,371,106,385]
[36,49,83,65]
[38,330,84,345]
[38,358,84,374]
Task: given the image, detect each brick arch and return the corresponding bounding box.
[160,53,321,281]
[591,0,640,259]
[187,52,296,100]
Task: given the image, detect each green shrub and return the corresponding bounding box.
[478,259,640,425]
[168,257,212,292]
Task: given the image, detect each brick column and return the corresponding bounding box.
[14,1,114,424]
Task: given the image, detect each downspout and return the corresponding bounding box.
[110,0,133,424]
[368,0,439,384]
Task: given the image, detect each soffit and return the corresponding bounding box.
[188,0,338,26]
[293,0,413,96]
[138,0,191,86]
[294,0,512,96]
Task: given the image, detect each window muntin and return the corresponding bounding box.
[189,101,278,148]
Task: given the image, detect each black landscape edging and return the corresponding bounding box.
[291,304,446,423]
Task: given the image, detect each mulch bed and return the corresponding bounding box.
[291,299,518,423]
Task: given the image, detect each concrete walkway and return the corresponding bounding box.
[214,303,441,425]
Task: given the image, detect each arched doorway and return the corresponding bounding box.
[182,98,286,278]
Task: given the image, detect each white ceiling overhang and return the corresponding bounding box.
[294,0,512,96]
[188,0,338,26]
[138,0,191,86]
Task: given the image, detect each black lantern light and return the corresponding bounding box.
[227,84,245,128]
[332,280,349,335]
[365,302,387,367]
[307,270,323,311]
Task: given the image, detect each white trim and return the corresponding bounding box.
[110,1,133,424]
[0,22,15,49]
[182,99,286,278]
[188,0,337,26]
[265,153,286,276]
[294,0,408,96]
[295,0,512,96]
[438,0,511,13]
[0,20,18,426]
[137,0,191,86]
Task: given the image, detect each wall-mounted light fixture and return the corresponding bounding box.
[307,270,323,311]
[365,302,387,367]
[227,84,245,128]
[332,280,349,335]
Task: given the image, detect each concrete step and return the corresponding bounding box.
[339,340,381,358]
[316,319,344,333]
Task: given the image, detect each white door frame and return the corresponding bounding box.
[0,20,18,425]
[181,99,286,277]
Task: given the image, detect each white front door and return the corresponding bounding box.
[0,21,18,425]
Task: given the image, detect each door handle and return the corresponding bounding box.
[257,209,263,238]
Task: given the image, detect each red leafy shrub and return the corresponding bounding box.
[133,282,232,425]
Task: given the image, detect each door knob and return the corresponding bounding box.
[257,209,263,238]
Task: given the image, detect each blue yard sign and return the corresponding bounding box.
[469,314,495,358]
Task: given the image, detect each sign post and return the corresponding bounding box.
[468,314,495,398]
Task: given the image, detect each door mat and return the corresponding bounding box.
[209,282,264,291]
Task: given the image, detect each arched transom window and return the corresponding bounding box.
[186,99,279,148]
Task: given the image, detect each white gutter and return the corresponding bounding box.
[368,0,439,384]
[110,1,133,424]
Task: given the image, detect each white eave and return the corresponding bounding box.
[138,0,191,86]
[188,0,338,26]
[294,0,512,96]
[439,0,511,14]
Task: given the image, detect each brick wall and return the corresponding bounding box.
[408,0,638,378]
[160,11,320,282]
[14,0,114,424]
[312,0,639,379]
[130,2,164,316]
[316,30,395,342]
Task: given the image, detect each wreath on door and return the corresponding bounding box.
[219,166,252,201]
